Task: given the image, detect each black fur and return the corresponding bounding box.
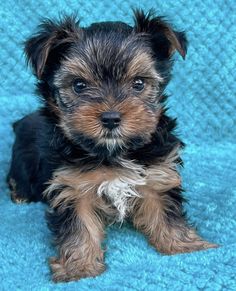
[7,10,211,281]
[8,10,187,203]
[7,106,184,202]
[46,202,78,246]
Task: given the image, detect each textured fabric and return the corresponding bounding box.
[0,1,235,290]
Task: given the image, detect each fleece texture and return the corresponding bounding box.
[0,1,235,290]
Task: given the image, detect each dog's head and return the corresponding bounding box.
[25,9,187,158]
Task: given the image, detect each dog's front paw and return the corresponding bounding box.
[154,236,218,255]
[168,239,218,255]
[191,240,218,251]
[49,257,70,282]
[8,178,30,204]
[10,192,30,204]
[150,227,218,255]
[49,256,105,282]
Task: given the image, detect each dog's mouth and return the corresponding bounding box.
[97,136,124,153]
[95,127,125,152]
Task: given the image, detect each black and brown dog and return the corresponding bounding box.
[7,9,217,282]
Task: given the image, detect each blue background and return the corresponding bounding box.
[0,1,235,290]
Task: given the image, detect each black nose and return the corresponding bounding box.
[101,111,121,130]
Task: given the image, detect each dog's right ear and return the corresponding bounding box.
[25,16,80,80]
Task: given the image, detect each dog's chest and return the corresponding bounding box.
[97,160,146,221]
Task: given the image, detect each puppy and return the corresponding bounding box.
[7,9,217,282]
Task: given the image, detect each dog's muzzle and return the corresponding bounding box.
[100,111,121,130]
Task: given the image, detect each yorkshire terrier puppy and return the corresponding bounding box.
[7,9,217,282]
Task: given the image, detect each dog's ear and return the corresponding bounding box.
[25,16,79,79]
[133,9,187,60]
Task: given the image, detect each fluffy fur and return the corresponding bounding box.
[7,9,217,282]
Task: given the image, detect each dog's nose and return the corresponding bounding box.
[101,111,121,130]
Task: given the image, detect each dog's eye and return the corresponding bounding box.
[132,78,145,92]
[73,79,87,94]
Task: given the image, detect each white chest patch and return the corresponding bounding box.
[97,159,146,222]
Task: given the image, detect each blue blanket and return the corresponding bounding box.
[0,1,235,290]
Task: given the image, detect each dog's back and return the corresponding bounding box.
[7,111,54,202]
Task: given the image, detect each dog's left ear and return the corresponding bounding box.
[133,9,188,60]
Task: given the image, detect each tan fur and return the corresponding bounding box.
[55,55,100,87]
[46,169,120,282]
[131,147,217,253]
[62,102,110,140]
[45,167,118,208]
[115,98,160,140]
[146,145,181,192]
[49,192,106,282]
[45,146,181,215]
[124,50,163,82]
[45,146,216,281]
[165,28,186,58]
[132,187,217,254]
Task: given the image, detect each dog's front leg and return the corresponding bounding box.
[46,188,105,282]
[132,186,217,255]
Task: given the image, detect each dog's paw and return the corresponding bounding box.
[156,239,218,255]
[198,241,218,249]
[151,227,219,255]
[10,190,30,204]
[8,177,32,204]
[10,192,30,204]
[49,257,71,282]
[49,256,105,283]
[175,240,218,254]
[8,178,30,204]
